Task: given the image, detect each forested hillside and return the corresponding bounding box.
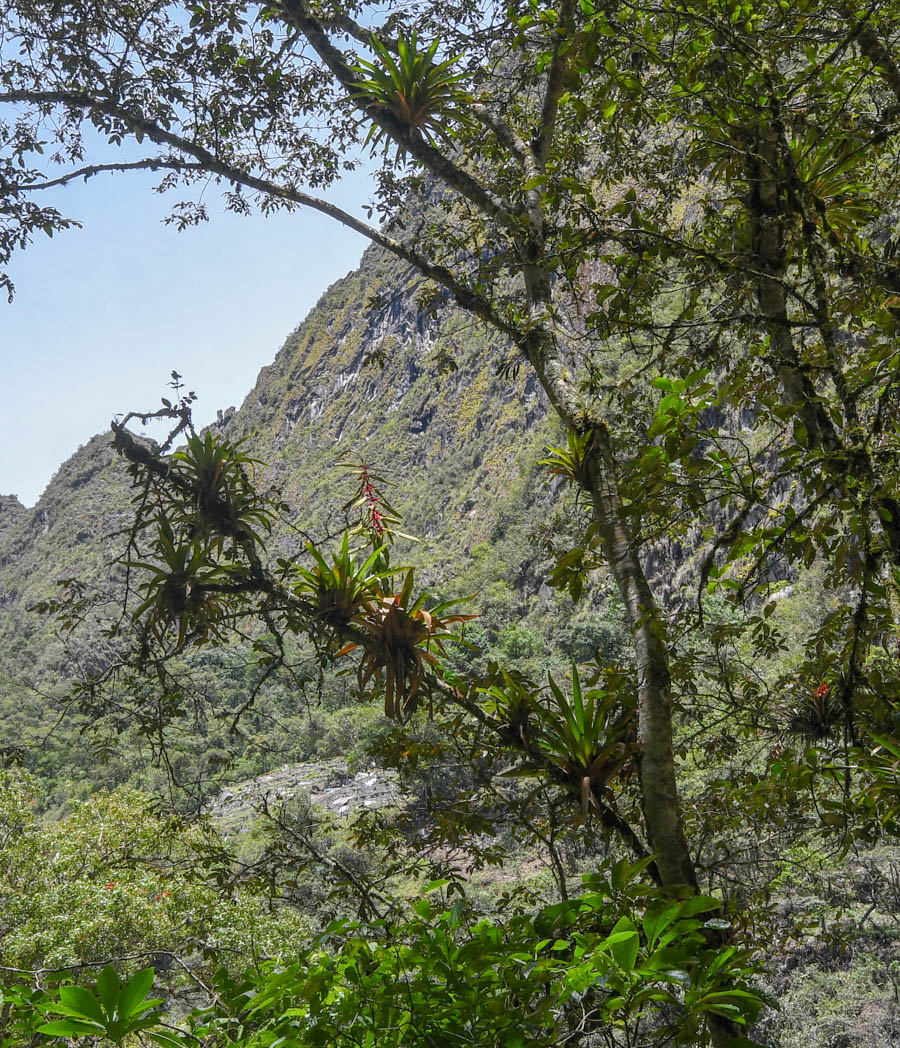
[1,236,897,1048]
[2,0,900,1045]
[0,242,600,794]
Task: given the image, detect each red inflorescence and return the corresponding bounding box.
[360,466,386,537]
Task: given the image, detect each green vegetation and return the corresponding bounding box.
[2,0,900,1045]
[0,771,309,973]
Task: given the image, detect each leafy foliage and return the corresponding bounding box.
[292,534,396,630]
[536,666,636,813]
[0,772,307,974]
[5,0,900,1042]
[346,569,475,720]
[351,32,470,155]
[9,864,764,1048]
[35,966,172,1047]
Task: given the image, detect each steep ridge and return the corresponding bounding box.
[218,243,551,575]
[0,242,568,786]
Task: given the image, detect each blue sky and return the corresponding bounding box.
[1,167,371,506]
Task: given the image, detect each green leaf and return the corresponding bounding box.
[606,919,640,970]
[118,969,156,1020]
[96,965,121,1016]
[56,986,106,1024]
[37,1019,103,1037]
[659,392,685,414]
[678,896,721,919]
[642,903,679,948]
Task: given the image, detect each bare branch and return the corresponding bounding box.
[14,158,204,192]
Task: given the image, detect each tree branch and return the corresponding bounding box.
[471,104,528,164]
[273,0,523,232]
[319,11,399,54]
[0,89,522,344]
[534,0,576,169]
[14,158,205,192]
[840,3,900,103]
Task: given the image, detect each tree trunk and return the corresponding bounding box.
[523,329,697,890]
[585,428,699,889]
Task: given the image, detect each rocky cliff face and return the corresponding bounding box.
[0,495,26,535]
[216,243,552,575]
[0,434,133,673]
[209,758,406,835]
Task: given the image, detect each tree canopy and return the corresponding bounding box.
[3,0,900,1045]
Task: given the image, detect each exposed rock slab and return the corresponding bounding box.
[209,758,406,833]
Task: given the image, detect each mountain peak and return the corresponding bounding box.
[0,493,26,522]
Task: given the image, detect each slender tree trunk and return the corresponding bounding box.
[748,126,839,453]
[748,121,900,571]
[522,321,698,890]
[584,429,699,889]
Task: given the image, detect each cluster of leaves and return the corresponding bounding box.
[120,422,278,651]
[33,967,175,1048]
[343,569,475,720]
[4,862,765,1048]
[537,666,636,813]
[483,664,636,814]
[351,32,471,155]
[292,534,398,631]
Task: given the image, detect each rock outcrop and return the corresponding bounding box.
[209,758,407,834]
